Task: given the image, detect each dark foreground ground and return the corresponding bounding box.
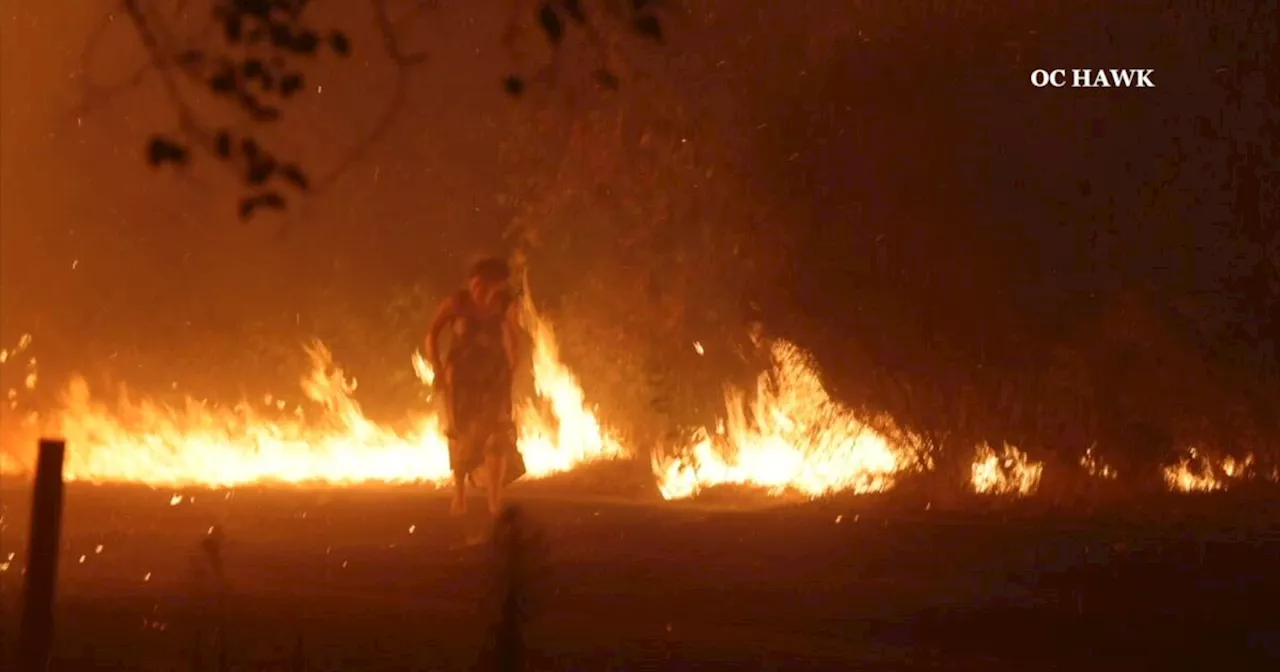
[1,477,1279,671]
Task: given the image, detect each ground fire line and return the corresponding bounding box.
[0,300,1264,496]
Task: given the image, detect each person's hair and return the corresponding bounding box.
[468,256,511,283]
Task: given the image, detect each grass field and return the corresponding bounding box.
[2,478,1279,671]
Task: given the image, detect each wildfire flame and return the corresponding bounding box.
[653,341,928,499]
[513,300,626,471]
[1080,445,1118,479]
[0,300,625,488]
[14,345,452,486]
[0,305,1274,498]
[1162,448,1257,493]
[971,443,1043,496]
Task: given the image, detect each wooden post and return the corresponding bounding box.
[486,506,530,672]
[17,438,67,672]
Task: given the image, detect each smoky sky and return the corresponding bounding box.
[1,1,1276,403]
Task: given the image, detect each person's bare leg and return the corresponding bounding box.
[451,471,467,516]
[486,453,507,516]
[441,368,456,438]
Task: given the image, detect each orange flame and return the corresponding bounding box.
[970,443,1043,496]
[0,298,624,487]
[1080,445,1118,479]
[1,312,1275,498]
[653,340,928,499]
[1162,447,1258,493]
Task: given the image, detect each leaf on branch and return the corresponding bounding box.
[238,192,287,220]
[224,14,244,43]
[145,135,189,168]
[293,29,320,55]
[238,92,281,122]
[633,15,663,42]
[210,67,238,94]
[229,0,271,18]
[242,58,266,78]
[503,75,526,97]
[214,130,233,158]
[279,163,309,190]
[269,22,293,48]
[329,30,351,56]
[593,69,620,91]
[246,155,278,185]
[537,3,565,45]
[279,72,304,97]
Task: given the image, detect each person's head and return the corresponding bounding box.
[466,256,511,308]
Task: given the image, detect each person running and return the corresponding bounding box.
[426,256,524,517]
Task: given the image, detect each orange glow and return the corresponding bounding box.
[0,306,1275,499]
[653,340,929,499]
[1080,445,1118,479]
[0,297,625,487]
[971,443,1043,496]
[1163,448,1258,493]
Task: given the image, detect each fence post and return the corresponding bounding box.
[484,505,539,672]
[17,438,67,672]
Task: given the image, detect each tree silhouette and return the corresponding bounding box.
[101,0,668,220]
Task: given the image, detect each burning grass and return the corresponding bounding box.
[0,298,1273,500]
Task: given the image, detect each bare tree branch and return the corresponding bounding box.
[75,12,152,114]
[83,0,669,218]
[310,0,430,193]
[121,0,208,144]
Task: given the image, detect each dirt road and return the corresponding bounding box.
[1,483,1278,670]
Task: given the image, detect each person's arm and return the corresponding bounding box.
[501,300,521,376]
[426,295,458,374]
